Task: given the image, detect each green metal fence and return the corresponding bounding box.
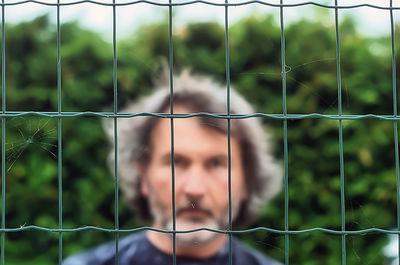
[0,1,399,265]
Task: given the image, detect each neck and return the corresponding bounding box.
[146,224,227,259]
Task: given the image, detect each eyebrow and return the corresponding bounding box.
[159,153,229,163]
[159,153,188,163]
[160,153,173,163]
[207,155,228,163]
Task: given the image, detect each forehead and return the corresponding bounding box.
[152,118,226,154]
[149,106,239,157]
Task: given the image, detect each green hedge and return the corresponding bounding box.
[1,13,399,265]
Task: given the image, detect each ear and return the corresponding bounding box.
[136,162,149,197]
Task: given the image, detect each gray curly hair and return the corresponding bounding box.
[105,70,282,228]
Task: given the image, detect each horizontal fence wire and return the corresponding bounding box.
[0,0,399,264]
[3,112,400,120]
[0,226,400,235]
[1,1,400,8]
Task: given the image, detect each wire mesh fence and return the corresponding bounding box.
[0,1,399,265]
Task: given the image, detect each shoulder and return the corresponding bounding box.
[62,232,146,265]
[232,238,282,265]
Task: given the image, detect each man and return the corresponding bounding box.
[63,70,282,265]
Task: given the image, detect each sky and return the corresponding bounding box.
[3,0,400,40]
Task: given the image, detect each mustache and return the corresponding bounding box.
[175,201,213,217]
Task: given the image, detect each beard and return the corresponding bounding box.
[163,203,228,246]
[165,215,222,246]
[147,192,241,247]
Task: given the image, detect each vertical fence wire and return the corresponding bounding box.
[1,0,5,262]
[168,1,176,264]
[389,1,400,264]
[279,1,289,264]
[224,0,233,264]
[57,0,63,263]
[112,0,119,263]
[334,1,346,264]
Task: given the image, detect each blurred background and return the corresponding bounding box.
[1,0,400,264]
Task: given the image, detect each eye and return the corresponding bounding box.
[207,157,227,169]
[211,159,222,167]
[174,156,182,165]
[173,155,188,167]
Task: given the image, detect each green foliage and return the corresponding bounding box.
[1,13,399,265]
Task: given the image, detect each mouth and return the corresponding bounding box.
[177,208,212,219]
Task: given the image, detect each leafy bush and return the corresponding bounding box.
[1,13,399,265]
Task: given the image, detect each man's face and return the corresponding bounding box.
[138,106,247,246]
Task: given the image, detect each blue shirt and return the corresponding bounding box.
[63,232,281,265]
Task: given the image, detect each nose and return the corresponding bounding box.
[181,165,207,200]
